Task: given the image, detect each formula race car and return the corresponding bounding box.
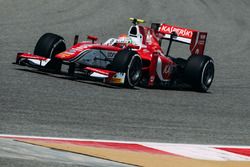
[15,18,214,92]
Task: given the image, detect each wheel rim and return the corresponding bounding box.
[128,56,142,85]
[202,61,214,87]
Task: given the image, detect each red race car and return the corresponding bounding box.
[15,18,214,92]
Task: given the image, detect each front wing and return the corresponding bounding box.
[15,52,127,85]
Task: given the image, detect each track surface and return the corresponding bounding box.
[1,0,250,152]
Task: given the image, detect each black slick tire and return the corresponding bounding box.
[184,55,214,92]
[34,33,66,72]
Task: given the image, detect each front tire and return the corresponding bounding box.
[184,55,214,92]
[110,49,142,88]
[34,33,66,72]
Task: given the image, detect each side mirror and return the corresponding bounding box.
[74,35,79,45]
[87,35,98,44]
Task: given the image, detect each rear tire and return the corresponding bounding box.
[110,49,142,88]
[34,33,66,72]
[184,55,214,92]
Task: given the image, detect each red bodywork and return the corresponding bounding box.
[16,21,207,87]
[56,42,122,61]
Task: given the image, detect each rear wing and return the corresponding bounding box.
[152,23,207,55]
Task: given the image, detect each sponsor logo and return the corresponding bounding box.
[143,49,150,53]
[149,75,155,82]
[200,34,207,40]
[65,50,75,54]
[162,64,172,79]
[159,24,194,39]
[58,53,72,58]
[195,49,200,54]
[109,73,125,84]
[198,41,205,45]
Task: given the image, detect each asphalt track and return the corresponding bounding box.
[0,0,250,166]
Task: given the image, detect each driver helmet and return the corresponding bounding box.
[116,34,133,48]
